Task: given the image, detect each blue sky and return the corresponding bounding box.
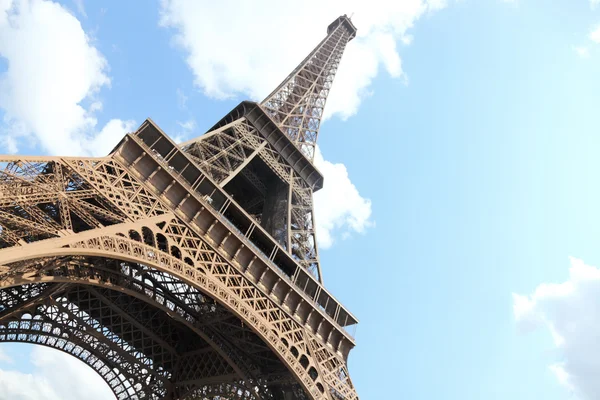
[1,0,600,399]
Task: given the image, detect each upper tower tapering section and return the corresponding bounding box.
[260,15,357,161]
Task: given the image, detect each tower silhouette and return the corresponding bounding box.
[0,15,359,400]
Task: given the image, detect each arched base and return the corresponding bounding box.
[0,256,309,399]
[0,155,356,399]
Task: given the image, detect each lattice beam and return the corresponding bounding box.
[261,16,356,160]
[0,211,356,399]
[0,14,360,400]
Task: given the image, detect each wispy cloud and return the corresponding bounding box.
[177,119,196,132]
[0,348,12,364]
[590,24,600,44]
[574,46,590,59]
[176,88,188,110]
[513,257,600,400]
[159,0,448,121]
[72,0,86,17]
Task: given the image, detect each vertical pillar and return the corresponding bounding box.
[261,180,288,247]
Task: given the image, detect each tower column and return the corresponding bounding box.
[261,179,289,247]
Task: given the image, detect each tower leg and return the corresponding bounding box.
[261,179,288,247]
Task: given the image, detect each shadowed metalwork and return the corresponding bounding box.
[0,15,359,400]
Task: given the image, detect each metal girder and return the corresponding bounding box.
[0,285,164,399]
[0,211,356,399]
[0,265,269,399]
[261,16,356,161]
[183,119,267,185]
[0,151,357,400]
[0,13,360,400]
[181,113,323,282]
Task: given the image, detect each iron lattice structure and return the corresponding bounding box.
[0,15,359,400]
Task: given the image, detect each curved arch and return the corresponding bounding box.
[156,233,168,253]
[0,315,258,400]
[0,230,324,399]
[0,340,130,396]
[0,264,271,399]
[0,340,135,398]
[0,307,162,399]
[141,226,155,247]
[129,229,142,242]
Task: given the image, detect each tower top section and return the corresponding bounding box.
[327,14,357,39]
[260,15,357,161]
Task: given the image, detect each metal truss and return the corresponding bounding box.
[0,256,298,399]
[183,119,267,188]
[181,117,322,281]
[0,14,359,400]
[261,16,356,161]
[180,15,357,280]
[0,155,358,399]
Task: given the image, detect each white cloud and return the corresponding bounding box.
[591,25,600,44]
[0,345,113,400]
[574,46,590,58]
[0,347,11,363]
[0,0,132,156]
[159,0,447,120]
[313,147,373,249]
[513,257,600,400]
[88,118,136,156]
[0,134,18,154]
[591,0,600,10]
[160,1,383,248]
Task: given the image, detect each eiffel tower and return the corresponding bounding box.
[0,15,359,400]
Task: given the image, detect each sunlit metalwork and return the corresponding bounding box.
[0,15,358,400]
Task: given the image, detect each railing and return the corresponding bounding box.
[123,122,358,342]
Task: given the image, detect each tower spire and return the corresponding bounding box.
[261,15,357,160]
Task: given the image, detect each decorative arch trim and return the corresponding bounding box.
[0,228,324,399]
